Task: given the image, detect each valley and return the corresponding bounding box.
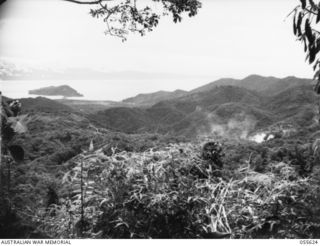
[64,75,319,140]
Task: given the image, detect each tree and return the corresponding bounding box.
[63,0,201,41]
[292,0,320,93]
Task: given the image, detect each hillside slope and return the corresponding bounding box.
[190,75,313,96]
[91,86,264,134]
[122,89,187,106]
[19,97,76,114]
[121,75,314,109]
[90,84,319,138]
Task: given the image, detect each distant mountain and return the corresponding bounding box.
[90,83,320,137]
[122,89,187,106]
[90,86,268,135]
[190,75,314,96]
[122,75,314,108]
[29,85,83,97]
[190,78,240,93]
[264,84,318,121]
[234,75,280,92]
[177,85,262,109]
[236,75,313,95]
[260,76,314,95]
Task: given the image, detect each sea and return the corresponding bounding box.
[1,79,209,101]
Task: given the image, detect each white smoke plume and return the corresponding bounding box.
[197,109,257,141]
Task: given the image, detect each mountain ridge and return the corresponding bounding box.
[120,75,314,106]
[5,74,319,138]
[122,89,187,106]
[89,82,319,137]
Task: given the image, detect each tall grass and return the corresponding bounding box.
[31,142,320,239]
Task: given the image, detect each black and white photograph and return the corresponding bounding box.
[1,0,320,240]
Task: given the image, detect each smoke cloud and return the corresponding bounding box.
[196,109,257,141]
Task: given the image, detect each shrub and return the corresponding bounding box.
[32,142,320,239]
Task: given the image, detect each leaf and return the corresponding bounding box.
[7,116,28,134]
[14,121,27,134]
[72,194,82,201]
[91,230,103,238]
[115,222,129,229]
[269,220,279,232]
[86,190,93,195]
[248,206,254,216]
[309,52,316,64]
[297,13,303,36]
[309,0,316,9]
[309,45,316,63]
[303,37,308,52]
[62,171,71,184]
[304,38,308,52]
[305,19,315,43]
[293,15,297,35]
[317,10,320,24]
[89,140,94,151]
[202,225,208,233]
[99,198,109,207]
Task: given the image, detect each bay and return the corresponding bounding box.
[1,79,208,101]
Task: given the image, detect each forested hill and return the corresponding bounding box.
[122,89,187,106]
[90,83,319,138]
[189,75,313,96]
[121,75,314,107]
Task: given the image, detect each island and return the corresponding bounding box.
[29,85,83,97]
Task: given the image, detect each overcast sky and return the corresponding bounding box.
[0,0,314,82]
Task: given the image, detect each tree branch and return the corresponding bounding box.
[304,7,318,16]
